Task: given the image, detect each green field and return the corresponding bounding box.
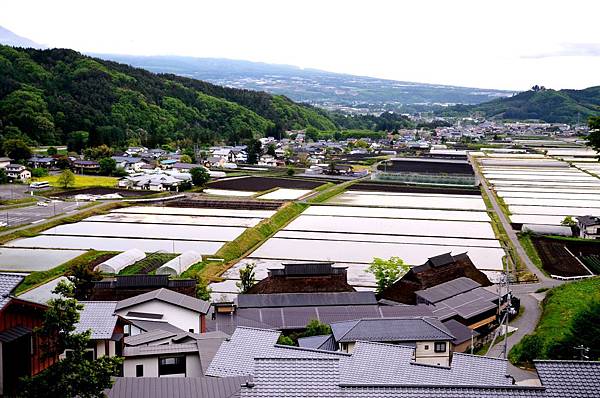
[33,174,118,188]
[509,277,600,367]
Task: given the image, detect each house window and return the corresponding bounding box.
[159,356,186,376]
[136,364,144,377]
[189,329,194,333]
[434,342,447,353]
[424,345,429,350]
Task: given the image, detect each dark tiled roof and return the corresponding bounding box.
[416,277,481,304]
[237,292,376,309]
[443,319,479,345]
[74,301,119,340]
[270,262,341,276]
[128,318,185,334]
[431,287,499,321]
[428,252,457,267]
[106,376,249,398]
[0,273,25,310]
[535,360,600,398]
[124,342,199,357]
[576,215,600,227]
[124,329,177,346]
[331,317,454,343]
[116,288,210,314]
[297,334,336,351]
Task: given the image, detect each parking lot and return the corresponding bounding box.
[1,201,83,227]
[0,184,33,201]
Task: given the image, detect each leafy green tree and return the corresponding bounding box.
[277,335,295,346]
[17,281,122,398]
[266,144,276,156]
[3,139,32,162]
[303,319,332,337]
[286,166,295,176]
[0,169,7,184]
[98,157,116,176]
[67,131,89,154]
[31,168,49,178]
[179,154,192,164]
[305,127,319,142]
[84,145,112,160]
[66,261,102,300]
[0,88,55,144]
[57,170,76,189]
[190,167,210,187]
[588,117,600,153]
[367,256,409,294]
[561,216,577,227]
[46,146,58,156]
[246,139,262,164]
[236,263,256,293]
[113,167,128,177]
[508,334,543,367]
[55,155,70,170]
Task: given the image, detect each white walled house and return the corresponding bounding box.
[4,164,31,181]
[115,288,210,334]
[577,215,600,239]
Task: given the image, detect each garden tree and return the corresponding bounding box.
[98,157,117,176]
[3,138,32,162]
[587,117,600,153]
[66,261,103,300]
[84,144,113,160]
[367,256,409,294]
[31,168,48,178]
[188,271,213,301]
[113,167,128,177]
[236,263,256,293]
[304,319,332,337]
[46,146,57,156]
[561,216,577,227]
[277,334,295,346]
[305,127,319,142]
[246,139,262,164]
[266,144,276,156]
[0,169,7,184]
[179,154,192,164]
[67,131,89,154]
[190,167,210,187]
[55,155,70,170]
[17,281,122,398]
[57,169,76,189]
[182,148,196,163]
[286,166,295,176]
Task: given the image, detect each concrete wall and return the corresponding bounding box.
[415,341,450,366]
[116,301,201,333]
[123,353,202,378]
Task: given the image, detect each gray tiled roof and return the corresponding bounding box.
[106,376,250,398]
[443,319,479,345]
[123,342,199,357]
[116,288,210,314]
[74,301,119,339]
[206,327,348,377]
[297,334,336,351]
[207,327,511,388]
[416,277,481,304]
[124,329,177,346]
[0,273,25,310]
[430,287,499,321]
[535,360,600,398]
[237,292,377,308]
[331,317,455,343]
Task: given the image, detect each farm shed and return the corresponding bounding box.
[156,250,202,276]
[522,224,573,236]
[96,249,146,274]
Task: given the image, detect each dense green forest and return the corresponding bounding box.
[0,45,342,148]
[439,86,600,124]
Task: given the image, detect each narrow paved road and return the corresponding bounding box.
[470,155,564,382]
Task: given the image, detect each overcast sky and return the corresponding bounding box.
[1,0,599,91]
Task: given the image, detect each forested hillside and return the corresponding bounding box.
[0,45,338,147]
[440,86,600,124]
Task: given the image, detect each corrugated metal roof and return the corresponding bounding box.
[415,277,481,304]
[0,325,31,343]
[106,376,249,398]
[442,319,479,345]
[116,288,210,314]
[430,287,499,321]
[236,292,377,309]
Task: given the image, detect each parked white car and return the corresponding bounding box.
[36,201,49,207]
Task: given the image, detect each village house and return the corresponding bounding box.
[27,156,56,169]
[576,215,600,239]
[4,164,31,181]
[114,288,211,334]
[72,159,100,173]
[111,156,146,172]
[0,157,12,169]
[90,275,197,302]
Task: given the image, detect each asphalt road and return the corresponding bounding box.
[1,200,84,228]
[0,184,33,200]
[470,154,565,382]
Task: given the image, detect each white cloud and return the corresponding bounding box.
[1,0,599,90]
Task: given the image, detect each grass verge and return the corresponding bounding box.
[508,277,600,367]
[0,197,37,208]
[517,232,545,275]
[14,250,116,295]
[306,179,355,204]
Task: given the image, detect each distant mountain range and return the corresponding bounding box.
[0,26,45,49]
[441,86,600,124]
[94,54,516,111]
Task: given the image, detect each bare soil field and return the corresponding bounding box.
[51,187,152,198]
[531,236,597,277]
[350,182,481,195]
[207,176,327,191]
